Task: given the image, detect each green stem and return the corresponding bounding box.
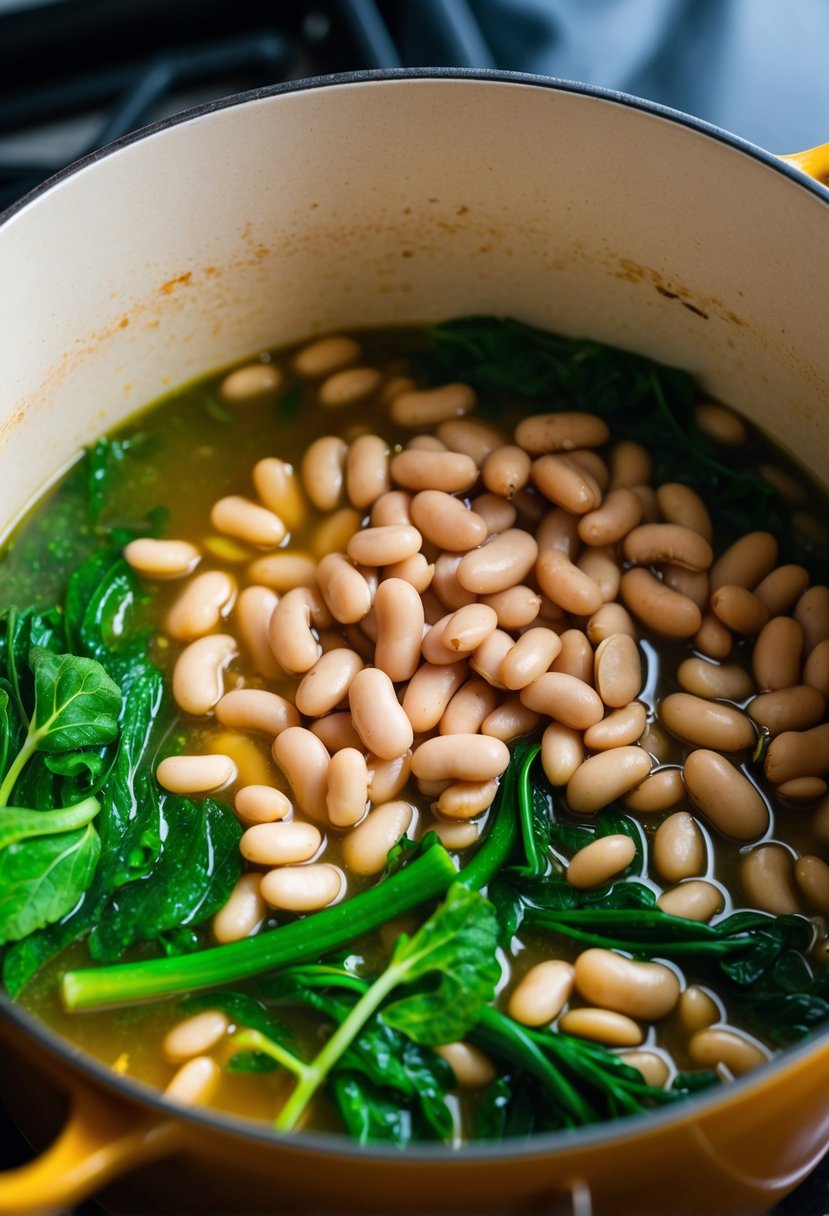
[542,1034,645,1116]
[524,913,747,958]
[231,1029,309,1079]
[275,965,401,1132]
[61,842,458,1011]
[544,908,724,937]
[0,729,40,808]
[471,1006,595,1125]
[457,743,528,891]
[0,796,100,848]
[516,742,544,877]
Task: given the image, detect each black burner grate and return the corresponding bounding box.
[0,0,490,211]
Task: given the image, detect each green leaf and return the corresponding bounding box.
[473,1077,513,1140]
[64,547,122,653]
[330,1013,455,1142]
[487,872,528,944]
[64,548,156,693]
[87,796,243,962]
[29,648,121,753]
[580,881,657,911]
[258,972,455,1141]
[3,672,166,991]
[549,820,594,856]
[86,433,162,523]
[0,648,121,808]
[0,822,100,944]
[330,1073,414,1145]
[1,605,66,727]
[671,1071,721,1095]
[3,755,60,813]
[95,671,165,881]
[381,885,501,1046]
[227,1052,280,1074]
[43,751,107,784]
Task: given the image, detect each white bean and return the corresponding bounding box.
[215,689,299,737]
[260,864,343,912]
[166,571,236,641]
[507,961,575,1026]
[341,801,414,875]
[213,873,267,944]
[124,538,200,580]
[172,635,237,716]
[574,949,680,1020]
[240,821,322,867]
[349,668,414,760]
[164,1011,229,1063]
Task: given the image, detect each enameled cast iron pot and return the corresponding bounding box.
[0,70,828,1216]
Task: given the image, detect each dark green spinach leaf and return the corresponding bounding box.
[88,795,243,962]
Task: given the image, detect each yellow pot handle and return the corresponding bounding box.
[778,142,829,187]
[0,1078,180,1216]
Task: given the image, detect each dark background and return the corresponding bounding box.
[0,1,827,1212]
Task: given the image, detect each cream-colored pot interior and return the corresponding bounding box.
[1,73,828,538]
[1,71,829,1216]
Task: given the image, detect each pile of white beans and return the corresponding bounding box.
[119,330,829,1100]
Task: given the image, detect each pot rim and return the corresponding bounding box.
[1,66,828,1163]
[1,66,827,231]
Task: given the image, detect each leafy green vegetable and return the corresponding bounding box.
[64,547,155,692]
[86,433,162,524]
[380,885,501,1047]
[4,671,166,992]
[428,316,781,541]
[330,1074,414,1145]
[471,1006,706,1129]
[1,606,66,727]
[88,796,243,962]
[29,649,121,754]
[0,820,100,944]
[473,1077,513,1140]
[0,549,245,990]
[93,670,165,886]
[0,649,120,809]
[231,885,499,1132]
[261,969,456,1143]
[59,840,459,1009]
[0,639,119,948]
